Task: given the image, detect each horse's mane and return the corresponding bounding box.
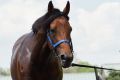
[32,8,69,34]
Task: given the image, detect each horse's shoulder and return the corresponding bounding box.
[13,33,29,51]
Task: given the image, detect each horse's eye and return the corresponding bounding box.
[49,29,54,34]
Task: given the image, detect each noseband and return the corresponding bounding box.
[47,32,73,53]
[47,34,70,48]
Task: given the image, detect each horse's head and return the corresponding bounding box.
[47,1,73,68]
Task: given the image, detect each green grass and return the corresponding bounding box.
[106,71,120,80]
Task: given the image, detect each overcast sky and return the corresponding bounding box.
[0,0,120,68]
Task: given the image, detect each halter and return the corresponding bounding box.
[46,12,73,51]
[47,34,70,48]
[45,13,73,67]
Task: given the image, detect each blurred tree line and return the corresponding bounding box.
[0,68,10,76]
[106,71,120,80]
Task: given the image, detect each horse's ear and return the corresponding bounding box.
[48,1,54,13]
[63,1,70,15]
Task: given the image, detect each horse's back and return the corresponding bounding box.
[11,32,36,80]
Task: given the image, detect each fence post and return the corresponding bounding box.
[94,67,99,80]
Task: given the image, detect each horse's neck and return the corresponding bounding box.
[30,36,60,67]
[30,37,48,63]
[29,35,63,80]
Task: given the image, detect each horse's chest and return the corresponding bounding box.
[30,57,63,80]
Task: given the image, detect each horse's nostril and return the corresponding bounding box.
[60,55,66,60]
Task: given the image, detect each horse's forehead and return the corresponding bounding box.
[56,16,67,23]
[50,16,68,29]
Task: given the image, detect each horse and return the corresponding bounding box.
[11,1,73,80]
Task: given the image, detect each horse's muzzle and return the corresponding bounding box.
[60,54,73,68]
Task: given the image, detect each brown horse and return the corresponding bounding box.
[11,1,73,80]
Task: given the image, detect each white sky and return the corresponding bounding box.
[0,0,120,68]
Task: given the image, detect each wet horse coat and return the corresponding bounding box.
[11,1,73,80]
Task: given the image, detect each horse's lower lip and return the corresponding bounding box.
[61,60,71,68]
[62,64,71,68]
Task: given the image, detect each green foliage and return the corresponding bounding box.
[63,61,94,73]
[0,68,10,76]
[106,71,120,80]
